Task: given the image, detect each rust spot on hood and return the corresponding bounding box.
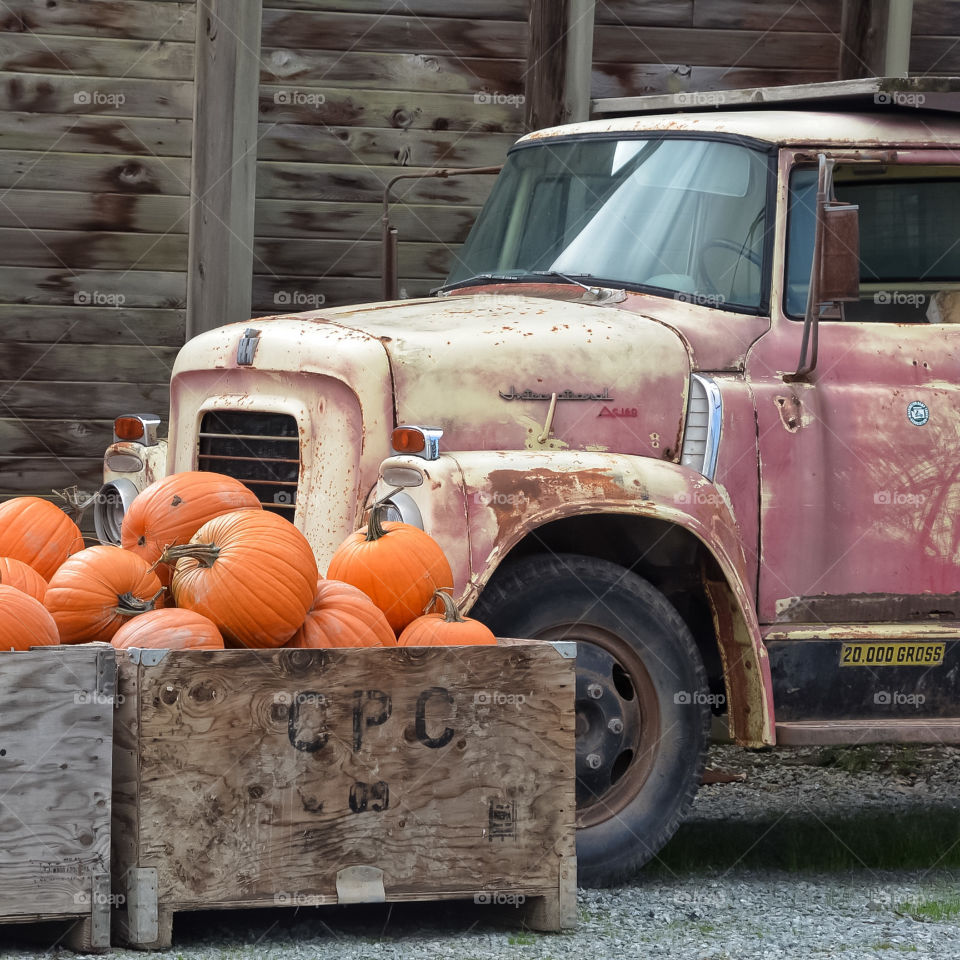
[776,394,802,432]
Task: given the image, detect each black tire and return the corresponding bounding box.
[471,554,710,887]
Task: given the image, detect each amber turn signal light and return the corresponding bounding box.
[114,416,146,441]
[390,425,443,460]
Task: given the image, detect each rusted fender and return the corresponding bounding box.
[378,450,774,747]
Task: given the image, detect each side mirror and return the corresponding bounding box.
[819,202,860,303]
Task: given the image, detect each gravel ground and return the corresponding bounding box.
[5,743,960,959]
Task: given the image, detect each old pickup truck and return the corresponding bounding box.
[93,77,960,885]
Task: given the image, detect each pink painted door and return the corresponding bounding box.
[750,151,960,625]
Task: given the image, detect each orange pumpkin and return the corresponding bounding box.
[121,471,262,586]
[45,545,163,644]
[287,579,397,649]
[327,503,454,634]
[165,510,317,649]
[0,497,83,580]
[111,608,224,650]
[0,556,48,602]
[398,590,497,646]
[0,585,59,650]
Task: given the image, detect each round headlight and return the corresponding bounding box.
[94,478,139,545]
[379,492,423,529]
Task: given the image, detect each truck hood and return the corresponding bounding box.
[267,293,694,460]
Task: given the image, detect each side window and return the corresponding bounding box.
[785,164,960,322]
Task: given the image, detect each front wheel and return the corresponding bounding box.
[471,554,711,887]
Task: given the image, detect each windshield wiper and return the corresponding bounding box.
[435,270,599,295]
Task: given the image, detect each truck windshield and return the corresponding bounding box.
[444,136,772,311]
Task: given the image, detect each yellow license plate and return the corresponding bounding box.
[840,641,945,667]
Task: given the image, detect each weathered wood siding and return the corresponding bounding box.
[912,0,960,74]
[253,1,527,311]
[0,0,194,513]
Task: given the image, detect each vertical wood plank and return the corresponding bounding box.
[187,0,263,338]
[525,0,569,130]
[840,0,890,79]
[565,0,596,123]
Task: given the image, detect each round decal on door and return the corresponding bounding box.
[907,400,930,426]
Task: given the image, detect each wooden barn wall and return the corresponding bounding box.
[252,0,527,311]
[912,0,960,74]
[591,0,843,98]
[0,0,195,516]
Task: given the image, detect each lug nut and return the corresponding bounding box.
[586,753,602,770]
[608,718,624,734]
[587,683,603,699]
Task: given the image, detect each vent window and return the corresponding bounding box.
[198,411,299,514]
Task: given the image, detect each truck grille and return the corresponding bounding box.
[197,411,299,514]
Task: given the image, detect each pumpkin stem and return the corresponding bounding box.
[115,590,161,617]
[159,542,221,568]
[364,501,390,542]
[431,589,465,623]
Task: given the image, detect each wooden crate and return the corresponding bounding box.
[112,641,576,949]
[0,645,116,952]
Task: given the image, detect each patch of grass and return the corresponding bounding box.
[814,745,880,773]
[896,895,960,922]
[649,809,960,873]
[508,931,538,945]
[872,943,919,953]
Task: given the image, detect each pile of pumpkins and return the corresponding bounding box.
[0,472,496,652]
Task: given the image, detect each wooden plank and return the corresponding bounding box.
[257,123,515,168]
[255,198,478,242]
[0,418,113,458]
[0,71,193,119]
[0,229,187,271]
[691,0,843,31]
[910,35,960,73]
[565,0,596,124]
[0,112,192,157]
[0,1,196,42]
[913,0,960,36]
[263,0,527,17]
[0,343,178,383]
[0,458,105,497]
[526,0,570,130]
[0,151,191,196]
[0,647,114,922]
[187,0,262,337]
[591,25,840,69]
[0,304,186,345]
[591,63,838,99]
[255,237,452,279]
[261,10,528,58]
[0,380,171,420]
[113,645,574,920]
[0,190,190,234]
[840,0,889,79]
[261,48,524,95]
[259,86,525,133]
[253,274,435,310]
[0,266,186,308]
[257,161,497,204]
[0,34,194,80]
[594,0,692,26]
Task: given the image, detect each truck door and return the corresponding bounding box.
[750,151,960,628]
